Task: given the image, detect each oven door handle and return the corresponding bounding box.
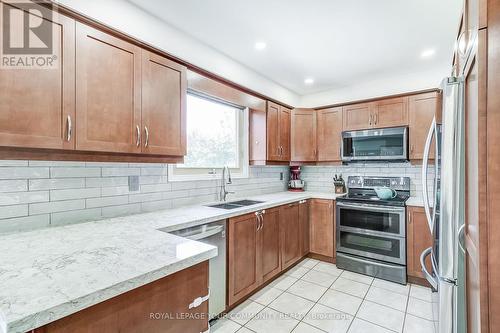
[336,201,405,213]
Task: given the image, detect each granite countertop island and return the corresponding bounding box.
[0,190,421,333]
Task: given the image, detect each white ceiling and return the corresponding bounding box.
[128,0,462,98]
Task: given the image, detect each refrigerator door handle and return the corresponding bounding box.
[422,118,436,233]
[420,247,438,290]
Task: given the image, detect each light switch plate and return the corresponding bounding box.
[128,176,139,192]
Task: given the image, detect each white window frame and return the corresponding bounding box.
[168,92,249,182]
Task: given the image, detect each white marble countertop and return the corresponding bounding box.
[0,191,345,333]
[0,190,422,333]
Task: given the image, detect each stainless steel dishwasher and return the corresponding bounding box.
[170,220,226,319]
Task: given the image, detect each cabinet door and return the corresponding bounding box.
[0,3,75,150]
[342,102,373,130]
[291,109,317,162]
[407,207,433,279]
[299,200,310,257]
[266,102,281,161]
[40,262,209,333]
[261,208,282,282]
[280,203,301,270]
[75,23,142,153]
[373,97,409,128]
[279,107,291,161]
[309,199,335,258]
[408,92,440,160]
[317,107,342,161]
[142,51,186,156]
[228,213,261,306]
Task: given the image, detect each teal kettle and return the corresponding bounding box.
[374,187,397,199]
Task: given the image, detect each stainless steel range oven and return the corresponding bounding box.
[336,176,410,284]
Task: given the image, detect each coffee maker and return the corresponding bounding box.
[288,166,305,191]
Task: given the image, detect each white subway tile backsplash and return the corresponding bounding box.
[102,203,141,218]
[50,188,101,201]
[0,161,289,233]
[0,214,49,233]
[86,195,129,208]
[0,191,49,206]
[0,205,29,219]
[51,167,101,178]
[0,180,28,193]
[101,186,131,197]
[29,178,85,190]
[129,192,163,203]
[29,200,85,215]
[51,208,102,226]
[101,168,140,177]
[85,177,129,188]
[0,167,49,179]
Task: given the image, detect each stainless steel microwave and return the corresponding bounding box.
[341,127,408,162]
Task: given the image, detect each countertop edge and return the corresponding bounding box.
[6,247,218,333]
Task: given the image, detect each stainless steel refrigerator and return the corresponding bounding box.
[421,76,467,333]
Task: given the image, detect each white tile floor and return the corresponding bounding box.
[212,258,436,333]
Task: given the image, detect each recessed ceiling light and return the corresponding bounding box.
[254,42,266,50]
[304,78,314,85]
[421,49,436,58]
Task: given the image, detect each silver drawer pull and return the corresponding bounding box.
[144,126,149,147]
[135,125,141,147]
[66,115,72,142]
[189,291,210,309]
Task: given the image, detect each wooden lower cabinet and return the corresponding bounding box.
[299,200,310,256]
[261,207,282,282]
[309,199,335,259]
[280,203,301,270]
[35,262,209,333]
[228,207,281,306]
[227,212,262,306]
[406,206,433,279]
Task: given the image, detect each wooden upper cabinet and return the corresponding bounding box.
[266,102,281,161]
[280,203,301,270]
[279,107,291,161]
[291,109,317,162]
[266,102,291,162]
[373,97,409,128]
[142,51,186,156]
[408,92,441,160]
[75,23,142,154]
[228,212,261,306]
[342,102,373,130]
[0,3,75,150]
[261,208,282,282]
[407,206,433,280]
[317,107,342,162]
[309,199,335,258]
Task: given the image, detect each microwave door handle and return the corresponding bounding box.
[422,117,436,233]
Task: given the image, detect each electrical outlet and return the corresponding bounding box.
[128,175,139,192]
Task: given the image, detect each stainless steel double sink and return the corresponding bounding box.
[206,199,264,210]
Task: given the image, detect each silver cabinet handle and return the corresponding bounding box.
[255,212,262,230]
[374,112,378,125]
[369,114,372,125]
[135,125,141,147]
[66,115,72,142]
[458,224,466,253]
[144,126,149,147]
[189,291,210,309]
